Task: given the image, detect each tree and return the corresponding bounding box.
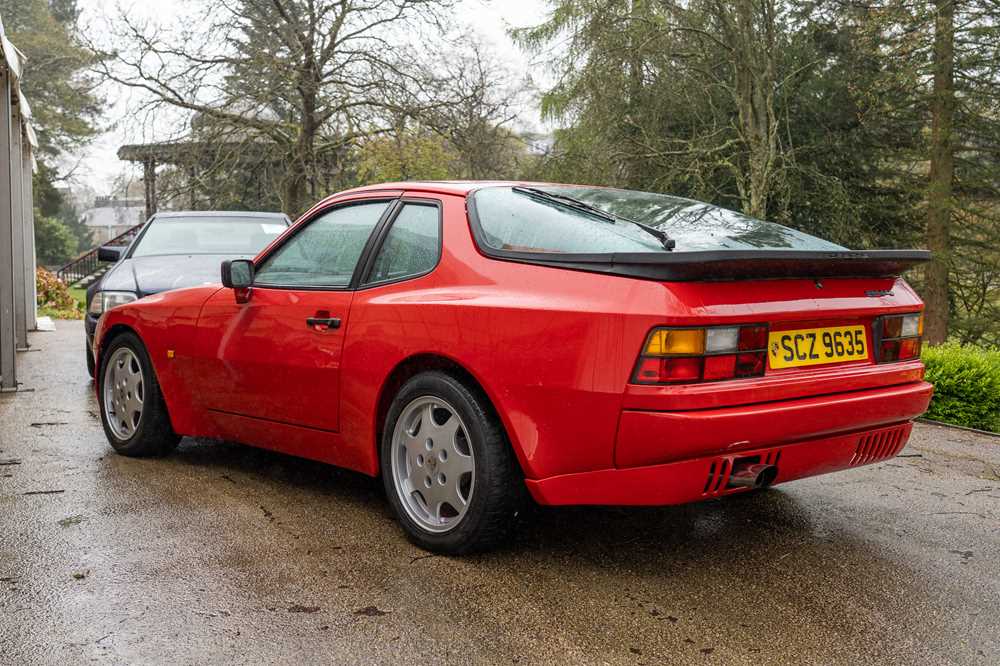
[2,0,101,263]
[924,0,956,344]
[93,0,456,217]
[516,1,916,245]
[0,0,101,159]
[33,211,78,266]
[33,162,91,250]
[422,41,530,179]
[357,125,457,182]
[853,0,1000,344]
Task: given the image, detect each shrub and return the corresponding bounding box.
[921,343,1000,432]
[36,268,83,320]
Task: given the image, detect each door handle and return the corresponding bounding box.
[306,316,341,330]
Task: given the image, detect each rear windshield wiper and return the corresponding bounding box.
[512,186,675,251]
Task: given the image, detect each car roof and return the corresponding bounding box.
[152,211,289,219]
[329,181,556,198]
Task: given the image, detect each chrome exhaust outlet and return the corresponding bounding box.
[728,463,778,489]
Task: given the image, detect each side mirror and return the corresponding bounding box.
[97,245,124,262]
[221,259,254,304]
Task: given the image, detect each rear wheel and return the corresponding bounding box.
[381,371,526,554]
[97,332,179,457]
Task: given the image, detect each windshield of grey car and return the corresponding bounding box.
[131,217,287,257]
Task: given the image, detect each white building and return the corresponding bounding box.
[80,196,145,245]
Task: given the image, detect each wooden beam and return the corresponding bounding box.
[143,158,157,220]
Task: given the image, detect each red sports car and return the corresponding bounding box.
[94,182,933,553]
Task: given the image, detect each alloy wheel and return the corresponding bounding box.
[103,347,144,440]
[390,396,475,533]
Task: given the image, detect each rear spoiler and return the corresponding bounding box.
[493,249,932,282]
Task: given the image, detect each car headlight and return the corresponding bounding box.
[88,291,138,316]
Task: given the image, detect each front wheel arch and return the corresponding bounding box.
[97,329,179,457]
[97,323,141,368]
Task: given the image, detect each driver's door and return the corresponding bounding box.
[192,197,396,432]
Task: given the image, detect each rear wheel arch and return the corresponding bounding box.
[374,354,527,476]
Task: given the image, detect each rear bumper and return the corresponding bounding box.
[526,421,915,506]
[616,380,933,468]
[525,380,933,507]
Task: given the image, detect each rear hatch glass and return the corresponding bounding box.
[471,185,844,254]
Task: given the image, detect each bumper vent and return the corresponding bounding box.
[850,425,908,466]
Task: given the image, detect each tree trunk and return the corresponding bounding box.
[282,92,318,218]
[924,0,955,345]
[723,0,780,220]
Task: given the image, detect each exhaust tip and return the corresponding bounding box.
[728,463,778,489]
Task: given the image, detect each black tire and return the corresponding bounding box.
[97,331,179,457]
[380,371,527,554]
[85,342,96,379]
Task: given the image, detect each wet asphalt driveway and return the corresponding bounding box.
[1,321,998,665]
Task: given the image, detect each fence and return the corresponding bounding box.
[1,15,38,392]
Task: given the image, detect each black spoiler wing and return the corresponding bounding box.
[492,249,931,282]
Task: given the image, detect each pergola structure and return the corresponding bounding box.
[118,141,214,219]
[0,15,38,392]
[117,139,287,219]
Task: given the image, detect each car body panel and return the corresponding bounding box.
[192,286,355,432]
[94,182,932,504]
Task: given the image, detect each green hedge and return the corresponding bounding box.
[921,343,1000,433]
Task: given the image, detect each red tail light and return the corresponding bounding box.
[633,325,769,385]
[875,313,923,363]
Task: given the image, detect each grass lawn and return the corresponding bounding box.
[68,286,87,309]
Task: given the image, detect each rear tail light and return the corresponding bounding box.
[633,325,768,384]
[875,312,923,363]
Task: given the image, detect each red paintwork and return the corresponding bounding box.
[94,181,933,505]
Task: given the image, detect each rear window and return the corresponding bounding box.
[470,186,844,254]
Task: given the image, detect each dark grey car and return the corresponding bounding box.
[84,211,291,376]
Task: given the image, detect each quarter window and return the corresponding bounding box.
[365,204,440,285]
[254,201,390,287]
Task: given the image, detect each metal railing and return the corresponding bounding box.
[56,222,145,286]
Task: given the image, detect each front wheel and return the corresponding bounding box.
[97,332,179,457]
[381,372,527,554]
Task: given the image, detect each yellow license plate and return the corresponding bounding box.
[767,325,868,369]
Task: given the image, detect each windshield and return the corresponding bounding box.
[471,186,844,253]
[131,216,288,258]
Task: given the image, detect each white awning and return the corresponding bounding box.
[0,13,38,160]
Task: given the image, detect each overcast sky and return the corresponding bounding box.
[72,0,554,196]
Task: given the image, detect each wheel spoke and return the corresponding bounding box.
[443,480,468,512]
[417,403,436,438]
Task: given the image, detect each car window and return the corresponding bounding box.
[470,186,845,253]
[365,204,440,285]
[131,216,288,257]
[254,202,390,287]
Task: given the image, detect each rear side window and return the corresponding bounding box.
[365,204,440,284]
[470,186,844,254]
[254,201,389,287]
